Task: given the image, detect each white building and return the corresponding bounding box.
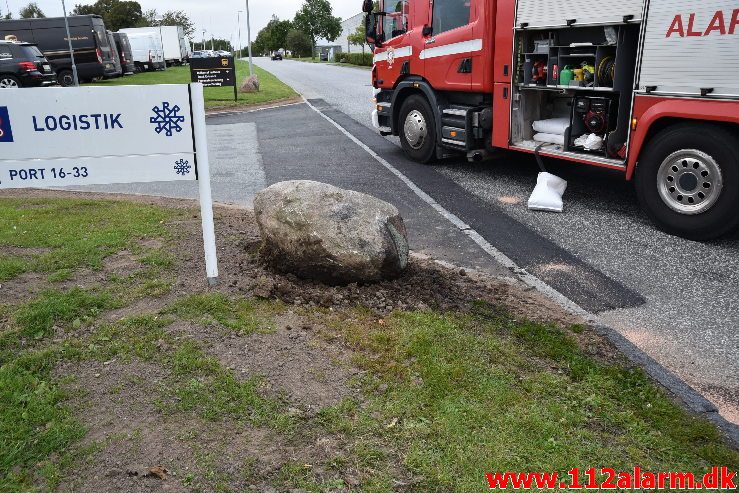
[340,12,366,54]
[316,12,367,55]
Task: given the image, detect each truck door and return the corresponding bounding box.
[376,0,412,88]
[470,0,490,91]
[422,0,476,91]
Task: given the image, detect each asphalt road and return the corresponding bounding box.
[255,58,739,425]
[67,122,265,207]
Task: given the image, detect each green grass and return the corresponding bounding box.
[165,293,280,335]
[289,56,372,70]
[0,348,85,491]
[1,198,737,492]
[0,303,291,491]
[289,57,328,63]
[81,312,290,427]
[307,307,739,491]
[88,60,297,109]
[0,198,169,282]
[14,288,113,340]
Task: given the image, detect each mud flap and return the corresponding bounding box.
[528,172,568,213]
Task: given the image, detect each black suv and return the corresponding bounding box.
[0,41,56,88]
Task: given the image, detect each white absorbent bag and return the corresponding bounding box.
[532,118,570,135]
[533,133,565,146]
[528,172,568,213]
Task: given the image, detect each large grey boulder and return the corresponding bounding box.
[239,75,260,93]
[253,181,409,284]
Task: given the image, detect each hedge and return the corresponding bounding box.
[334,52,374,66]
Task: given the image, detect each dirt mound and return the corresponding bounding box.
[170,207,583,328]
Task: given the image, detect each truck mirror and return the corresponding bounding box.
[365,14,384,48]
[362,0,373,13]
[365,14,375,44]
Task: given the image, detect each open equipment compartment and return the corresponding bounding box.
[511,23,639,161]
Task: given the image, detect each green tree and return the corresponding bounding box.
[285,29,312,58]
[252,16,292,54]
[266,17,292,52]
[139,8,157,26]
[293,0,341,58]
[207,38,232,52]
[19,2,45,18]
[347,23,368,54]
[73,0,143,31]
[107,1,143,31]
[72,4,96,15]
[252,28,270,56]
[137,9,195,39]
[160,11,195,39]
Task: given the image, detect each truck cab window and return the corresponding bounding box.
[432,0,471,34]
[379,0,408,39]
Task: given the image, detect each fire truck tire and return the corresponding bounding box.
[398,95,437,164]
[635,123,739,241]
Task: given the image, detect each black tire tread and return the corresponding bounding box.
[635,122,739,241]
[398,94,437,164]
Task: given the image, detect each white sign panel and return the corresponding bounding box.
[0,84,198,189]
[0,83,219,284]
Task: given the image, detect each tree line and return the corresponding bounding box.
[1,0,195,38]
[252,0,341,58]
[1,2,45,19]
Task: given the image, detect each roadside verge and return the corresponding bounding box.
[302,97,739,449]
[1,190,736,491]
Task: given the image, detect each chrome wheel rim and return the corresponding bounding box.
[0,77,18,88]
[404,110,427,150]
[657,149,723,215]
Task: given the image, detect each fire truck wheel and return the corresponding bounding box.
[635,123,739,241]
[398,95,437,163]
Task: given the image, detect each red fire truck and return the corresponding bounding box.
[363,0,739,240]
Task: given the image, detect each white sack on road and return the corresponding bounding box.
[528,172,568,213]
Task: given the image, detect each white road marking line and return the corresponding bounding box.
[206,101,304,118]
[303,98,594,322]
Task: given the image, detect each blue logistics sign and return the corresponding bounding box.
[0,85,201,189]
[0,106,13,143]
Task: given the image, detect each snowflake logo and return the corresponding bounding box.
[174,159,191,176]
[150,102,185,137]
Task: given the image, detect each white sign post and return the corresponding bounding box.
[0,83,219,284]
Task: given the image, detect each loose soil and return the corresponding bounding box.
[1,190,637,492]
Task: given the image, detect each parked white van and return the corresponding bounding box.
[120,26,191,66]
[125,32,164,72]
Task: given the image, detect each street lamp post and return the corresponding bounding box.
[156,15,167,70]
[245,0,254,76]
[237,11,243,59]
[60,0,79,86]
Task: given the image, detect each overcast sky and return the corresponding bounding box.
[4,0,359,45]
